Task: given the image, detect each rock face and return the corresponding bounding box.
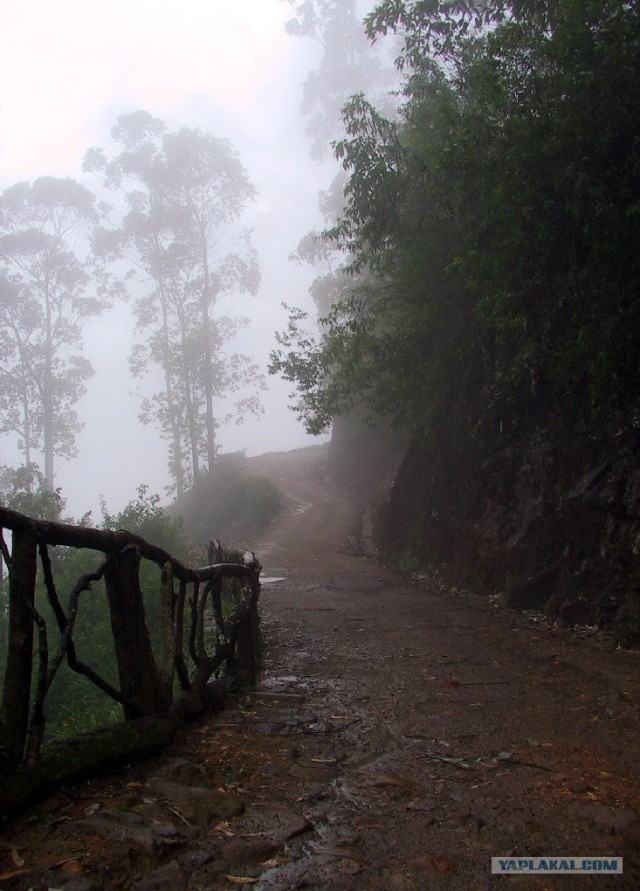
[357,415,640,646]
[506,567,561,610]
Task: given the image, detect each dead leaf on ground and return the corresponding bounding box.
[226,876,258,885]
[59,859,84,874]
[335,858,362,875]
[0,869,30,882]
[168,806,192,826]
[365,772,415,791]
[411,854,454,873]
[353,817,384,831]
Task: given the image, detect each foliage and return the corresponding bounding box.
[84,111,263,496]
[172,452,282,547]
[272,0,640,443]
[101,483,187,558]
[277,0,401,431]
[269,289,392,433]
[275,2,394,431]
[0,177,109,488]
[0,463,65,520]
[365,0,557,68]
[46,675,122,741]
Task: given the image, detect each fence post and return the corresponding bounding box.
[0,527,38,759]
[104,545,162,718]
[158,562,176,710]
[233,576,261,689]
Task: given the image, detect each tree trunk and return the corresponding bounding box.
[159,288,185,497]
[185,378,201,483]
[200,240,216,472]
[178,313,201,483]
[43,295,55,488]
[21,367,33,475]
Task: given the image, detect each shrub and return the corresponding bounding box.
[172,453,282,547]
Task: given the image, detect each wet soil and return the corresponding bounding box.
[1,444,640,890]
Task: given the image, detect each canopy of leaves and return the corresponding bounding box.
[101,484,187,559]
[0,177,108,487]
[0,463,65,521]
[86,112,263,494]
[365,0,557,67]
[273,0,640,443]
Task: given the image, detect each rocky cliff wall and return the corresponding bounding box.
[363,414,640,647]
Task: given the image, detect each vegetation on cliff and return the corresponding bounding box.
[271,0,640,639]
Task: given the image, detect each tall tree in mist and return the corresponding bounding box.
[0,177,108,490]
[271,0,397,424]
[84,112,262,496]
[279,0,396,323]
[282,0,392,161]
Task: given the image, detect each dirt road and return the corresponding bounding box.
[2,444,640,889]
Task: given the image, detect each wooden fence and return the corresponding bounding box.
[0,506,261,813]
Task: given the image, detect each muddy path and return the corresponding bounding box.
[2,444,640,890]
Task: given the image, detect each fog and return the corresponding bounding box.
[0,0,342,519]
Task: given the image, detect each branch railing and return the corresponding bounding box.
[0,506,261,779]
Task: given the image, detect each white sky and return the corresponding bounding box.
[0,0,333,518]
[0,1,292,178]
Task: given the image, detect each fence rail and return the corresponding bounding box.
[0,506,261,812]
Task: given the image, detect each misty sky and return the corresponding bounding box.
[0,0,336,518]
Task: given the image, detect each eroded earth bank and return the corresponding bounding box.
[1,445,639,890]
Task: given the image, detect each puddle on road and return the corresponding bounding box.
[260,674,305,691]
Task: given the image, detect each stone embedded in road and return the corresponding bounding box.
[146,777,245,827]
[75,808,195,855]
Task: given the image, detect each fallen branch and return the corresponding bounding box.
[417,749,554,773]
[494,755,554,772]
[421,751,480,770]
